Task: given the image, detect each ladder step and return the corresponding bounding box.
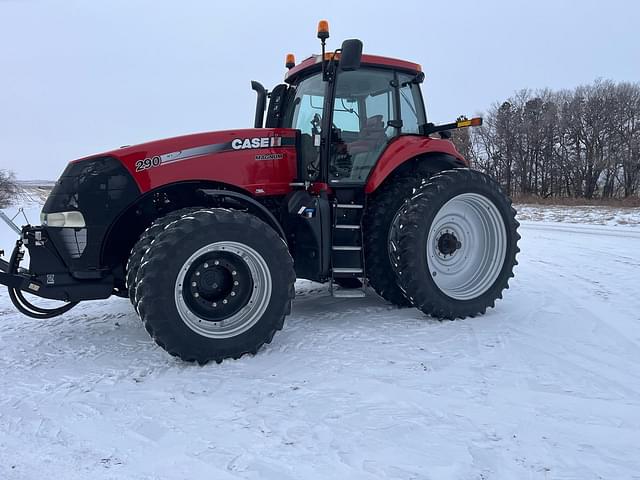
[336,204,364,209]
[334,224,360,230]
[332,289,367,298]
[333,267,363,274]
[332,246,362,251]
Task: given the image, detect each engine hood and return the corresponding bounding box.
[73,128,299,196]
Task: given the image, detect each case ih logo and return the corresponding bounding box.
[231,136,282,150]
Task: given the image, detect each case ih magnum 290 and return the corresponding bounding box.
[0,22,519,363]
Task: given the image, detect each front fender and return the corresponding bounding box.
[365,135,467,194]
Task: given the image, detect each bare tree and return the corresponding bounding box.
[466,79,640,201]
[0,169,19,209]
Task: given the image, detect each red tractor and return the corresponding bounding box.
[0,22,519,364]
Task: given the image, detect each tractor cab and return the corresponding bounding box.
[254,29,427,189]
[283,56,426,185]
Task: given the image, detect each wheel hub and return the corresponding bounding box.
[436,231,462,257]
[199,266,232,299]
[183,252,253,322]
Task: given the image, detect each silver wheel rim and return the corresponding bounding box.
[174,241,272,339]
[427,193,507,300]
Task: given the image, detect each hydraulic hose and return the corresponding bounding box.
[7,240,78,319]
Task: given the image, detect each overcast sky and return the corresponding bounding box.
[1,0,638,180]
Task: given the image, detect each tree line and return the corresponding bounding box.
[453,79,640,200]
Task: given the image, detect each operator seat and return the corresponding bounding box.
[348,115,388,181]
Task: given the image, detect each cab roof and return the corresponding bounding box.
[284,53,422,84]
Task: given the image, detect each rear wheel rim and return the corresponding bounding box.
[426,193,507,300]
[174,241,271,338]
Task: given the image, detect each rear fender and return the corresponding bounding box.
[365,135,467,194]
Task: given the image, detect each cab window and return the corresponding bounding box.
[282,73,326,180]
[398,72,426,134]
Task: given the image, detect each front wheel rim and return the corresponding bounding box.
[426,193,507,300]
[174,241,272,339]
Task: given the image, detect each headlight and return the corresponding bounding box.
[40,211,86,228]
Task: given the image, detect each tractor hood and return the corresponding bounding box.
[74,128,299,197]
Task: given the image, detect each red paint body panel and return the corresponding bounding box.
[74,130,465,198]
[365,135,468,194]
[286,54,421,83]
[87,129,299,196]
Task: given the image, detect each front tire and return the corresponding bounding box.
[393,169,519,319]
[136,209,295,364]
[126,207,200,308]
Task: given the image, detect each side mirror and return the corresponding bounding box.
[339,39,362,71]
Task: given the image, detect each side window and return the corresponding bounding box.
[398,73,426,134]
[399,86,419,133]
[283,73,325,135]
[281,73,326,181]
[290,95,324,135]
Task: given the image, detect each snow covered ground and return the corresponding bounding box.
[1,201,640,479]
[517,203,640,227]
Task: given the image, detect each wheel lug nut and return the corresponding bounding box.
[204,263,209,268]
[233,281,239,286]
[214,260,219,265]
[194,292,200,298]
[232,271,237,276]
[195,271,200,276]
[231,292,236,297]
[223,299,228,304]
[212,302,217,307]
[191,281,197,287]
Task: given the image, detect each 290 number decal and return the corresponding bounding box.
[135,156,161,172]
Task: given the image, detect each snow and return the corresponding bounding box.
[517,203,640,227]
[1,201,640,479]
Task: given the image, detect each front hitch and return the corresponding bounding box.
[1,211,79,318]
[0,236,79,319]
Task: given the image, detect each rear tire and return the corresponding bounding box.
[393,169,519,319]
[136,209,295,364]
[363,175,424,306]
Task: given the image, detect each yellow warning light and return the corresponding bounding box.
[285,53,296,69]
[317,20,329,40]
[456,117,483,128]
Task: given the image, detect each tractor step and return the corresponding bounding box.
[330,193,367,298]
[332,267,363,274]
[332,288,366,298]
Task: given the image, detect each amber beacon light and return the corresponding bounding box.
[317,20,329,40]
[285,53,296,69]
